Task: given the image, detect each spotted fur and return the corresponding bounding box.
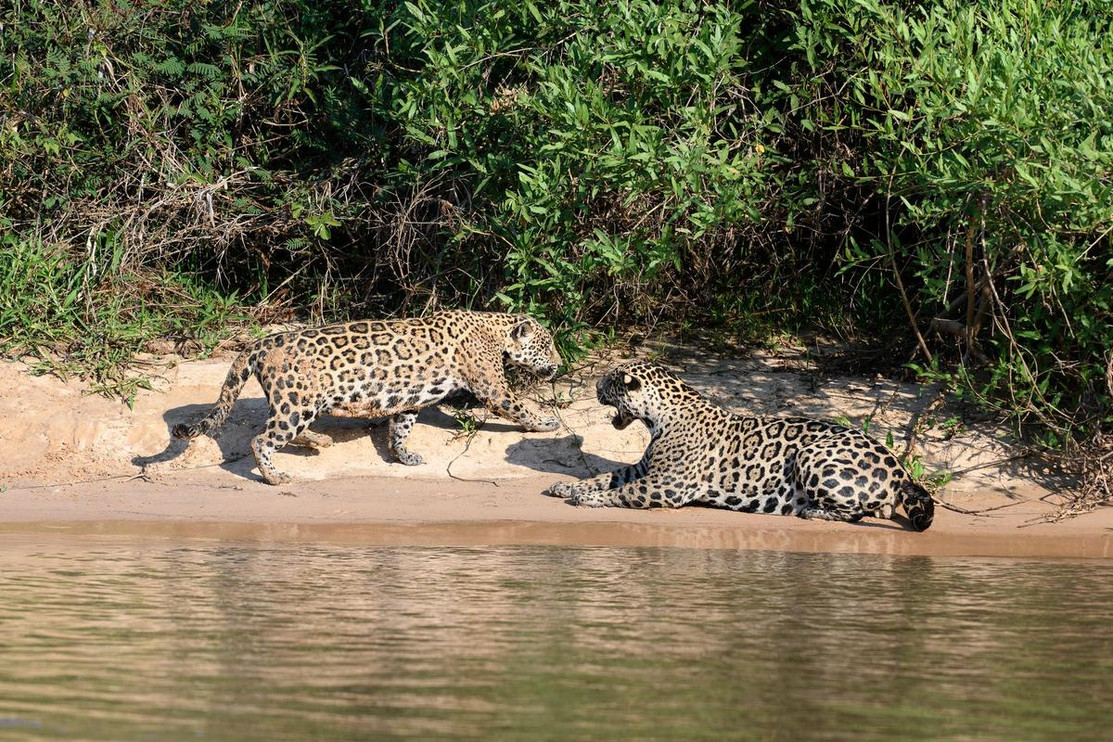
[547,361,934,531]
[173,311,562,484]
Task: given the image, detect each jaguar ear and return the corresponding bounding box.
[510,317,532,342]
[622,373,641,391]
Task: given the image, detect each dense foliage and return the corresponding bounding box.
[1,0,1110,445]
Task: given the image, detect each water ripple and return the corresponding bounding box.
[1,540,1111,740]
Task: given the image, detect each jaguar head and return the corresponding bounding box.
[596,362,652,430]
[596,361,698,431]
[503,316,562,380]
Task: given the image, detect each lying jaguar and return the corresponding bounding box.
[173,310,562,484]
[547,361,934,531]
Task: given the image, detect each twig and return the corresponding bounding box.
[2,453,253,492]
[936,499,1024,517]
[884,174,933,363]
[445,416,499,486]
[963,200,978,354]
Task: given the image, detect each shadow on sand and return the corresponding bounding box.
[133,399,536,484]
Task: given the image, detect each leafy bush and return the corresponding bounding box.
[792,0,1113,442]
[384,1,792,323]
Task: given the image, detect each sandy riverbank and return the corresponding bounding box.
[2,343,1109,558]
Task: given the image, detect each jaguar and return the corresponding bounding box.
[546,361,934,530]
[173,310,562,484]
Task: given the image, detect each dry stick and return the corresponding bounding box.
[4,453,254,492]
[900,385,947,461]
[944,451,1040,480]
[966,195,994,364]
[979,253,1056,430]
[1019,508,1083,528]
[537,374,599,477]
[884,176,933,363]
[1,473,139,492]
[444,411,499,487]
[963,199,981,356]
[1051,413,1113,520]
[443,375,574,486]
[937,499,1024,517]
[1106,350,1113,399]
[897,278,931,357]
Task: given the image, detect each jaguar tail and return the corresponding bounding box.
[900,479,935,532]
[172,351,256,440]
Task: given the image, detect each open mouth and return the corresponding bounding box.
[611,411,634,430]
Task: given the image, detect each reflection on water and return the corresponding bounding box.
[1,537,1111,741]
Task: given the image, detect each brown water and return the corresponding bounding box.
[1,537,1111,741]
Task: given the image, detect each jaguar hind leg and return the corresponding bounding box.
[251,406,322,485]
[792,439,893,525]
[388,411,424,466]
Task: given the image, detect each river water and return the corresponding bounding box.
[1,537,1111,741]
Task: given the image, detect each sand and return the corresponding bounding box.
[2,342,1110,558]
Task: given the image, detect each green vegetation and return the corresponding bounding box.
[0,234,249,404]
[1,0,1110,457]
[803,0,1113,448]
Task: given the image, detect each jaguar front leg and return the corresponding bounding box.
[546,459,648,499]
[563,472,694,509]
[469,375,560,432]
